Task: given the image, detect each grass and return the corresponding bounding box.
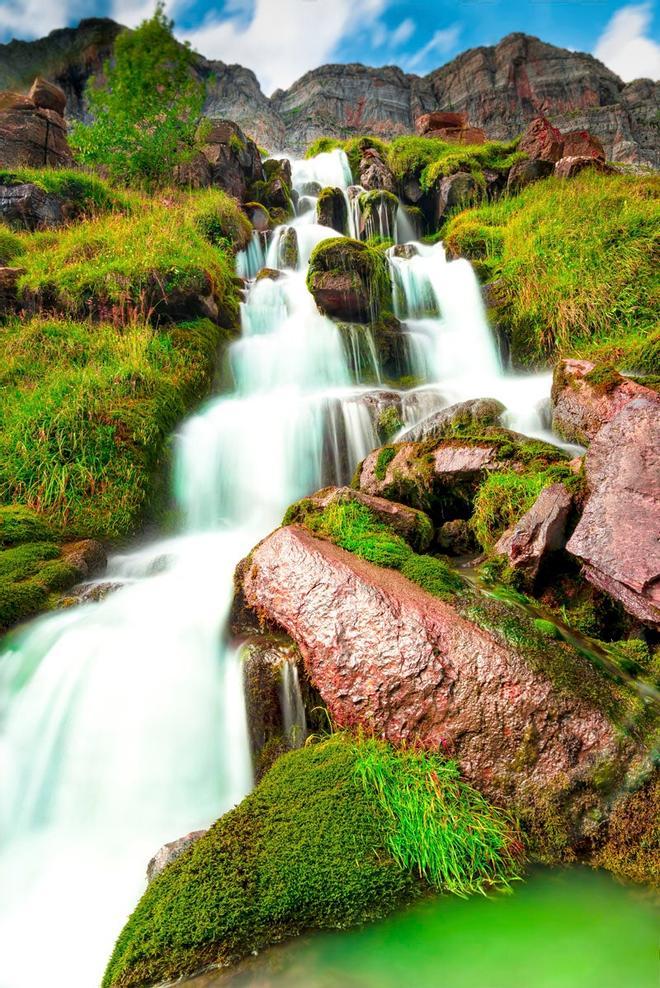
[0,316,235,539]
[102,735,521,987]
[470,469,566,550]
[354,736,522,896]
[443,171,660,368]
[0,166,130,218]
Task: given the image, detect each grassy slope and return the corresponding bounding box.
[103,735,520,988]
[443,171,660,369]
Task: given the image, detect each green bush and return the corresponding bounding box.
[69,4,205,188]
[103,735,521,987]
[443,171,660,368]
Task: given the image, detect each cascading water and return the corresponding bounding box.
[1,146,564,988]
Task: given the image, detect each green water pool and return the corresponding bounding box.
[192,868,658,988]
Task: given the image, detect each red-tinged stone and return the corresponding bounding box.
[27,76,66,116]
[566,397,660,628]
[494,483,573,583]
[561,129,605,160]
[241,525,623,799]
[416,111,468,134]
[551,358,659,445]
[554,155,614,178]
[518,116,564,162]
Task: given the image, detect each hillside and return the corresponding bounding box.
[0,19,657,163]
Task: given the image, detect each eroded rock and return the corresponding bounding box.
[359,148,396,192]
[518,116,564,162]
[0,87,72,168]
[494,483,573,583]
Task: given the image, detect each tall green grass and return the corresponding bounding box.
[354,736,522,896]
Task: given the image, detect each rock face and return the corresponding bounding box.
[197,119,264,200]
[4,23,657,164]
[551,359,659,445]
[240,525,624,800]
[0,182,63,229]
[436,172,480,222]
[561,129,605,160]
[566,398,660,628]
[0,88,72,167]
[494,483,573,584]
[359,148,395,192]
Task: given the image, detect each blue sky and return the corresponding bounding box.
[0,0,658,93]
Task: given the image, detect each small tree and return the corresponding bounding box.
[70,3,205,187]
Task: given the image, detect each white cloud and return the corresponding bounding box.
[111,0,161,28]
[593,2,660,81]
[177,0,390,94]
[404,25,461,71]
[0,0,81,40]
[390,17,415,48]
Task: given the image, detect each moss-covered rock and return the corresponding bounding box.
[103,735,521,987]
[307,236,392,323]
[356,189,398,238]
[316,186,348,233]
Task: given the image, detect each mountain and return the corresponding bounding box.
[0,18,657,164]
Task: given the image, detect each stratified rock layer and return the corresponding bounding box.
[242,525,624,800]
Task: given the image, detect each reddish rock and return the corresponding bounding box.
[61,539,107,580]
[416,111,468,134]
[27,77,67,116]
[0,88,72,168]
[173,151,213,189]
[495,483,573,583]
[288,486,433,552]
[554,156,614,178]
[307,270,371,322]
[359,149,395,193]
[518,116,564,163]
[551,359,659,445]
[241,525,625,800]
[424,126,487,145]
[566,398,660,628]
[561,129,605,160]
[506,157,554,192]
[147,830,207,883]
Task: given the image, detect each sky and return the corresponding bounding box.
[0,0,658,94]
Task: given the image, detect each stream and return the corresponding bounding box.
[0,150,651,987]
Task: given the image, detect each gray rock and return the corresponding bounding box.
[147,830,207,883]
[398,398,505,443]
[507,158,554,193]
[0,182,63,230]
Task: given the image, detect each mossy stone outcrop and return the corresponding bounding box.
[307,236,392,323]
[316,186,348,233]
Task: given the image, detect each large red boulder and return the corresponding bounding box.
[554,156,614,179]
[416,111,468,134]
[240,525,629,802]
[551,359,659,445]
[566,397,660,628]
[561,129,605,160]
[518,116,564,163]
[0,87,71,168]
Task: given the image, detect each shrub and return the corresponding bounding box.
[69,4,205,188]
[102,735,521,987]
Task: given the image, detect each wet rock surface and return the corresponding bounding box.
[240,525,626,801]
[495,483,573,584]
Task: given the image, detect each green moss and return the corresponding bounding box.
[470,470,565,551]
[0,505,56,547]
[533,618,561,639]
[307,236,392,320]
[400,554,463,600]
[591,772,660,886]
[377,406,403,442]
[375,445,396,480]
[103,735,521,987]
[583,363,623,394]
[0,537,79,630]
[443,172,660,367]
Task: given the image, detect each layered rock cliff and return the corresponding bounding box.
[0,20,657,163]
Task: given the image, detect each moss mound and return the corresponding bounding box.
[443,171,660,368]
[103,735,521,988]
[306,236,392,320]
[0,316,235,539]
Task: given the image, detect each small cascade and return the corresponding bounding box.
[394,205,420,244]
[236,231,266,279]
[279,661,307,749]
[339,323,382,383]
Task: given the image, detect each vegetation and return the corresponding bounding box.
[103,735,521,987]
[0,166,128,221]
[443,171,660,368]
[70,4,205,187]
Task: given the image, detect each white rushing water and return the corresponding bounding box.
[0,148,555,988]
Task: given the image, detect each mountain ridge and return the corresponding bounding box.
[0,19,657,163]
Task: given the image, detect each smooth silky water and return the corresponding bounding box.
[0,149,633,986]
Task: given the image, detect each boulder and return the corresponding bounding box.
[506,158,554,193]
[199,118,264,200]
[61,539,107,580]
[391,243,418,259]
[356,189,399,238]
[561,129,605,161]
[518,116,564,163]
[147,830,207,884]
[0,182,63,230]
[172,151,212,189]
[359,148,396,192]
[437,518,477,556]
[307,237,391,323]
[436,172,479,221]
[416,111,469,134]
[551,359,659,445]
[286,486,433,552]
[554,156,614,179]
[566,397,660,628]
[240,525,628,802]
[259,157,293,212]
[27,77,67,116]
[397,398,505,444]
[494,483,573,584]
[278,226,298,269]
[316,187,348,233]
[0,89,72,168]
[245,202,270,232]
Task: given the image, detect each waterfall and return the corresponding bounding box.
[0,148,562,988]
[279,661,307,748]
